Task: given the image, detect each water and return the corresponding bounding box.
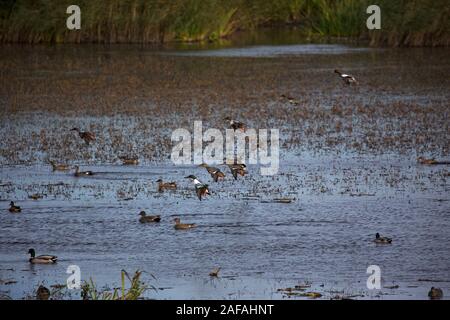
[0,34,449,299]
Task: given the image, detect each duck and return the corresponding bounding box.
[48,160,70,171]
[173,217,196,230]
[156,179,177,192]
[209,267,221,277]
[71,127,95,145]
[279,94,299,106]
[227,163,247,180]
[224,117,246,131]
[199,163,225,182]
[374,233,392,244]
[428,287,443,299]
[8,201,21,213]
[120,156,139,165]
[138,211,161,223]
[74,165,94,177]
[36,285,51,300]
[185,175,210,201]
[28,248,57,264]
[334,69,357,85]
[28,193,43,200]
[417,157,450,165]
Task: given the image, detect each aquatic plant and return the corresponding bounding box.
[0,0,448,46]
[81,270,148,300]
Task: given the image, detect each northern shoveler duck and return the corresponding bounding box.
[74,165,94,177]
[374,233,392,244]
[120,156,139,165]
[209,267,221,277]
[199,163,225,182]
[48,160,70,171]
[224,117,246,131]
[334,69,357,85]
[8,201,21,213]
[417,157,450,165]
[185,175,210,201]
[280,94,299,106]
[36,285,51,300]
[428,287,443,299]
[227,163,247,180]
[71,127,95,145]
[173,217,196,230]
[139,211,161,223]
[156,179,177,192]
[28,248,57,264]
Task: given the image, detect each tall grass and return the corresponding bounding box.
[0,0,448,46]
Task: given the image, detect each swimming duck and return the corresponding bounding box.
[428,287,443,299]
[48,160,70,171]
[224,117,246,131]
[139,211,161,223]
[28,248,57,264]
[156,179,177,192]
[185,175,210,201]
[227,163,247,180]
[74,165,94,177]
[209,267,221,277]
[334,69,357,85]
[199,163,225,182]
[374,233,392,244]
[36,285,50,300]
[280,94,299,106]
[8,201,21,213]
[173,217,196,230]
[71,127,95,145]
[417,157,450,165]
[29,194,43,200]
[120,156,139,165]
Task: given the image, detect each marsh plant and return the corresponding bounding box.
[81,270,149,300]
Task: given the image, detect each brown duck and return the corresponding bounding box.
[120,156,139,165]
[48,160,70,171]
[8,201,21,213]
[417,157,450,165]
[224,117,246,131]
[71,128,95,145]
[156,179,177,192]
[173,217,196,230]
[199,163,225,182]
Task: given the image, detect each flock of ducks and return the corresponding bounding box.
[5,72,447,297]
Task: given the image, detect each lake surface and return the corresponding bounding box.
[0,35,449,299]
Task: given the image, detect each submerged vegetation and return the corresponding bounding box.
[0,0,448,46]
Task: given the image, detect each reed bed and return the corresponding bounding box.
[0,0,448,46]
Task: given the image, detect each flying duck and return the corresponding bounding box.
[227,163,247,180]
[280,94,299,106]
[428,287,443,299]
[8,201,21,213]
[185,175,210,201]
[74,165,94,177]
[71,128,95,145]
[48,160,70,171]
[173,217,196,230]
[374,233,392,244]
[139,211,161,223]
[28,248,57,264]
[199,163,225,182]
[224,117,246,131]
[156,179,177,192]
[334,69,357,85]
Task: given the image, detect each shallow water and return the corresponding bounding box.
[0,38,449,299]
